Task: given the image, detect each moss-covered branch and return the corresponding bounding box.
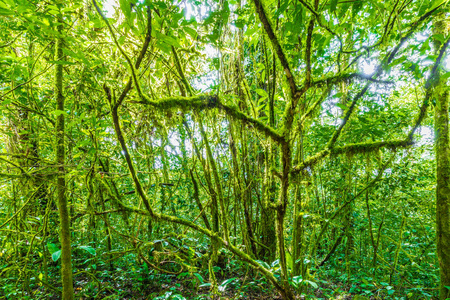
[331,139,412,156]
[137,94,285,143]
[104,85,156,217]
[311,72,394,88]
[172,46,194,96]
[54,17,74,300]
[304,0,319,85]
[292,139,410,174]
[104,88,288,296]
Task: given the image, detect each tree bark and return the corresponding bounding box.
[433,12,450,300]
[55,17,74,300]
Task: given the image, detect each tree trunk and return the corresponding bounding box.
[54,16,74,300]
[433,12,450,300]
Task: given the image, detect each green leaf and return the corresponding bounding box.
[0,8,13,15]
[119,0,131,20]
[292,275,303,285]
[184,27,197,39]
[441,72,450,81]
[52,250,61,262]
[256,89,268,97]
[47,243,57,253]
[79,245,96,256]
[49,60,76,65]
[219,278,236,292]
[193,272,204,283]
[305,280,318,289]
[330,0,338,13]
[61,4,82,13]
[245,26,258,37]
[352,0,363,18]
[155,31,181,48]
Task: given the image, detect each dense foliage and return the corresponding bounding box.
[0,0,449,299]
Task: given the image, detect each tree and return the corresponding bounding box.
[433,12,450,300]
[54,6,74,300]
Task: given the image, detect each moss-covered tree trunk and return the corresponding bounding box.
[54,16,74,300]
[433,12,450,300]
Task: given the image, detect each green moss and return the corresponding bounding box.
[331,139,411,156]
[138,94,285,144]
[292,139,412,175]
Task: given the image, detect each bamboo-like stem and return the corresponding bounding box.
[54,15,74,300]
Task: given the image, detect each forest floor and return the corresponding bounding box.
[23,258,437,300]
[64,273,391,300]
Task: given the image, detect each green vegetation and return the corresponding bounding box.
[0,0,449,299]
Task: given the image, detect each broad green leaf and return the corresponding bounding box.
[47,243,59,254]
[155,31,181,48]
[193,272,203,283]
[441,72,450,81]
[352,0,363,18]
[271,259,280,268]
[292,275,303,285]
[119,0,131,20]
[256,89,268,97]
[330,0,338,13]
[61,4,82,13]
[305,280,318,289]
[79,245,96,256]
[52,250,61,262]
[49,60,76,65]
[0,8,13,15]
[184,27,197,39]
[219,277,236,292]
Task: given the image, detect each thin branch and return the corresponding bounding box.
[311,72,394,88]
[252,0,297,96]
[116,4,152,107]
[0,32,21,48]
[309,153,396,266]
[92,0,147,105]
[104,85,156,217]
[0,63,53,100]
[299,85,332,125]
[408,34,450,140]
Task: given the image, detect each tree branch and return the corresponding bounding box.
[252,0,297,96]
[136,94,285,143]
